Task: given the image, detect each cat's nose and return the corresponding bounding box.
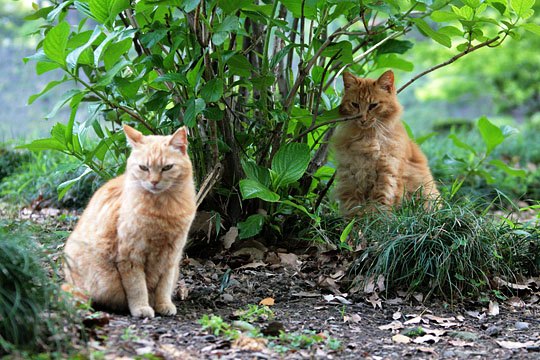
[151,180,159,186]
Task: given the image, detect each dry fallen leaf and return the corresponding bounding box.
[496,340,535,349]
[232,335,268,351]
[507,296,526,308]
[488,301,499,316]
[222,226,238,249]
[424,315,456,323]
[378,321,404,331]
[413,335,441,344]
[404,316,422,325]
[278,253,301,270]
[259,297,275,306]
[343,314,362,324]
[422,328,446,337]
[366,292,382,309]
[448,340,474,347]
[392,334,411,344]
[416,346,436,354]
[238,261,266,269]
[392,311,402,320]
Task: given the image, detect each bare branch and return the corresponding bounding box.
[397,36,501,94]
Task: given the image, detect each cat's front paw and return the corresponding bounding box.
[131,305,155,318]
[155,302,177,316]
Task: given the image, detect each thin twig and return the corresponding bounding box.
[290,113,361,142]
[397,36,501,94]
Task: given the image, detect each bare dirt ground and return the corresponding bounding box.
[81,252,540,359]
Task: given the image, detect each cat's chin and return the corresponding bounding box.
[142,184,168,195]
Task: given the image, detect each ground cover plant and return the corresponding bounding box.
[0,219,80,357]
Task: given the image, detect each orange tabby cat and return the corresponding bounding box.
[332,70,439,216]
[64,125,196,318]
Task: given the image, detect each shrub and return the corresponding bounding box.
[0,220,79,355]
[0,147,30,182]
[348,197,537,301]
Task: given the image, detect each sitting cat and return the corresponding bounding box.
[64,125,196,318]
[332,70,439,216]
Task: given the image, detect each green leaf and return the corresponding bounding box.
[227,54,253,77]
[510,0,535,18]
[377,54,414,72]
[28,76,68,105]
[103,37,133,70]
[201,79,224,103]
[522,23,540,35]
[89,0,130,24]
[430,10,458,22]
[489,160,527,178]
[57,166,93,200]
[281,0,317,19]
[411,18,451,48]
[96,58,130,86]
[66,26,102,69]
[238,214,265,239]
[241,159,271,187]
[449,134,477,155]
[43,21,70,65]
[17,138,67,152]
[239,179,280,202]
[340,219,355,244]
[219,0,251,14]
[477,116,504,155]
[377,39,414,55]
[271,143,310,189]
[183,98,206,127]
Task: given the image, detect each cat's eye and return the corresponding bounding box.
[139,165,149,171]
[351,102,360,108]
[368,103,379,111]
[162,164,173,172]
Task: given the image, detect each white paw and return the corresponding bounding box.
[155,302,177,316]
[131,305,155,318]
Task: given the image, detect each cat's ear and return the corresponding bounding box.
[123,124,144,147]
[377,70,395,93]
[169,127,188,155]
[343,72,358,90]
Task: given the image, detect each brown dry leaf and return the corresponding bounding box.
[449,340,474,347]
[376,274,386,292]
[424,315,456,323]
[330,269,346,280]
[422,328,446,337]
[392,311,402,320]
[456,315,465,322]
[363,275,376,293]
[488,300,499,316]
[416,346,436,354]
[259,297,275,306]
[493,276,530,291]
[232,335,268,351]
[366,292,382,309]
[278,253,301,270]
[507,296,526,308]
[343,314,362,324]
[238,261,266,269]
[392,334,411,344]
[413,335,441,344]
[222,226,238,249]
[291,291,321,298]
[158,344,196,359]
[413,293,424,303]
[378,321,404,331]
[496,340,535,349]
[404,316,422,325]
[175,279,189,300]
[318,276,341,294]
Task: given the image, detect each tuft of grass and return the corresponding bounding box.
[0,150,100,209]
[348,197,538,301]
[0,147,31,182]
[0,220,81,356]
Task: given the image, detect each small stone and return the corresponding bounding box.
[221,293,234,302]
[485,325,501,337]
[443,350,456,357]
[515,321,529,330]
